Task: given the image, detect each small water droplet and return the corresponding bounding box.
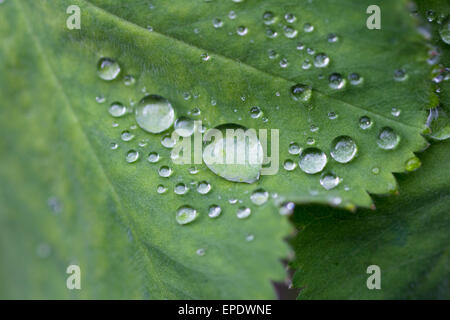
[249,106,262,118]
[153,183,166,194]
[96,95,106,103]
[123,75,136,86]
[212,18,223,28]
[268,49,278,59]
[320,171,341,190]
[289,142,301,155]
[304,23,314,32]
[110,142,118,150]
[237,26,248,36]
[329,73,346,89]
[135,95,175,133]
[174,117,195,137]
[126,150,139,163]
[159,166,172,177]
[174,183,189,195]
[299,148,327,174]
[228,10,237,19]
[200,53,210,61]
[405,156,421,172]
[246,234,254,241]
[250,189,269,205]
[439,16,450,44]
[147,152,160,163]
[391,108,401,117]
[283,159,297,171]
[279,202,295,215]
[327,33,339,43]
[237,207,251,219]
[265,28,278,38]
[284,13,296,23]
[176,206,198,225]
[161,134,176,148]
[348,72,363,85]
[291,84,312,102]
[377,127,400,150]
[283,26,298,38]
[97,57,121,81]
[109,102,126,117]
[121,130,135,142]
[208,205,222,218]
[306,137,315,145]
[330,136,357,163]
[359,116,373,130]
[393,69,408,81]
[372,167,380,175]
[196,248,206,256]
[197,181,211,194]
[296,42,305,50]
[263,11,276,25]
[328,111,338,120]
[314,53,330,68]
[280,58,289,68]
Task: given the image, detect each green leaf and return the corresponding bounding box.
[0,0,437,298]
[291,140,450,299]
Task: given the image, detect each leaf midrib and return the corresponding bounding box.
[84,0,424,131]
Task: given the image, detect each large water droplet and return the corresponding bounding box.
[250,189,269,206]
[203,124,263,183]
[135,95,175,133]
[291,84,312,102]
[208,205,222,218]
[377,127,400,150]
[109,102,126,117]
[176,206,198,225]
[97,57,121,81]
[320,171,341,190]
[330,136,357,163]
[237,207,251,219]
[299,148,327,174]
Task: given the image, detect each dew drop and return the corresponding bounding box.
[391,108,401,117]
[196,248,206,256]
[268,49,278,59]
[265,28,278,38]
[439,16,450,44]
[299,148,327,174]
[330,136,357,163]
[303,23,314,32]
[228,10,237,19]
[212,18,223,28]
[250,189,269,205]
[329,73,346,89]
[306,137,315,145]
[176,206,198,225]
[291,84,312,102]
[284,13,296,23]
[147,152,160,163]
[327,33,339,43]
[246,234,255,242]
[314,53,330,68]
[328,111,338,120]
[157,185,167,194]
[135,95,175,133]
[237,207,251,219]
[393,69,408,81]
[126,150,139,163]
[96,95,106,103]
[250,106,262,118]
[377,127,400,150]
[302,59,312,70]
[263,11,276,25]
[161,134,176,148]
[372,167,380,175]
[320,171,341,190]
[348,72,363,85]
[279,202,295,215]
[109,102,126,117]
[123,75,135,86]
[280,58,289,68]
[208,205,222,218]
[110,142,118,150]
[158,166,172,177]
[200,53,210,61]
[97,57,121,81]
[283,26,298,38]
[359,116,373,130]
[197,181,211,194]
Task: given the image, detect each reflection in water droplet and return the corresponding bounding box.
[97,57,121,81]
[328,111,338,120]
[135,95,175,133]
[147,152,160,163]
[327,33,339,43]
[250,189,269,205]
[306,137,315,145]
[359,116,373,130]
[391,108,401,117]
[299,148,327,174]
[174,117,195,137]
[289,142,301,155]
[126,150,139,163]
[109,102,126,117]
[320,171,341,190]
[285,13,296,23]
[304,23,314,32]
[158,166,172,177]
[291,84,312,102]
[280,58,288,68]
[265,28,278,38]
[330,136,357,163]
[283,26,298,38]
[250,106,262,118]
[263,11,276,25]
[237,207,251,219]
[176,206,198,225]
[348,72,363,85]
[157,185,167,194]
[377,127,400,150]
[237,26,248,36]
[110,142,118,150]
[208,205,222,218]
